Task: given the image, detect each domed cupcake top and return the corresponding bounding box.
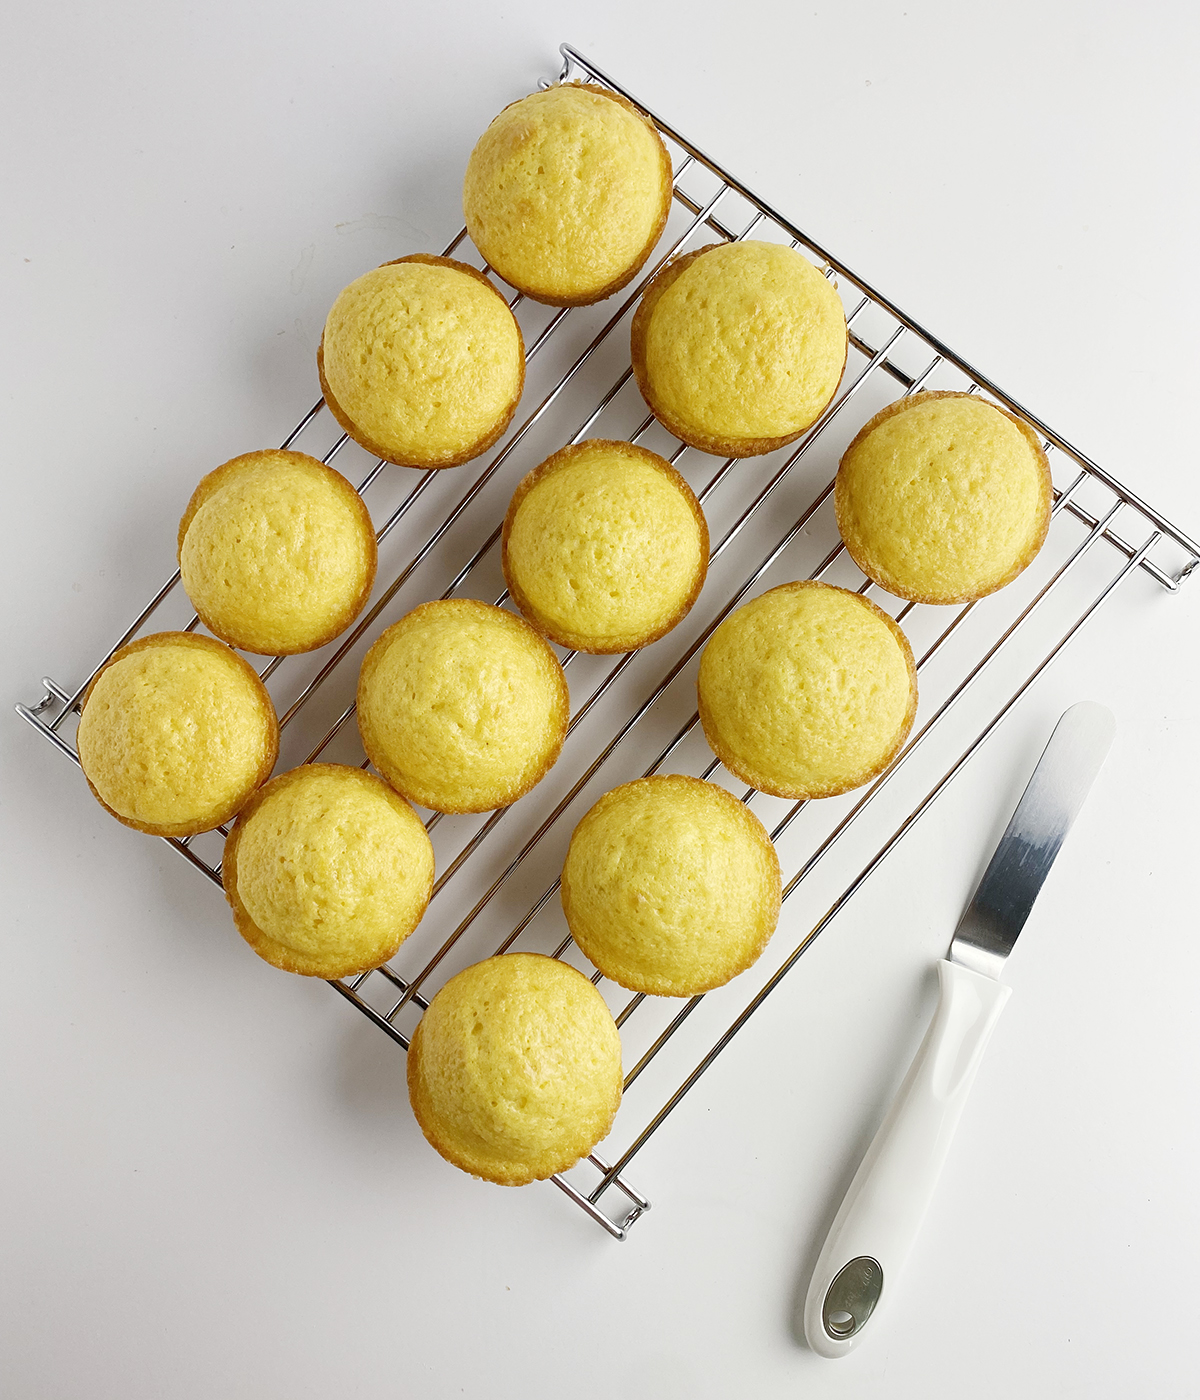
[223,764,434,979]
[632,240,848,457]
[178,449,376,655]
[562,774,781,997]
[502,439,708,653]
[697,581,917,800]
[357,599,570,814]
[319,255,524,468]
[76,632,279,838]
[835,391,1054,604]
[407,953,623,1185]
[464,83,673,306]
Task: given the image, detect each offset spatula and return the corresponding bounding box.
[802,701,1116,1358]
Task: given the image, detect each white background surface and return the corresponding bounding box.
[3,2,1198,1397]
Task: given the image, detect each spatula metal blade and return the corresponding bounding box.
[949,702,1116,980]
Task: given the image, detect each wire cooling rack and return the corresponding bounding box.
[18,43,1200,1239]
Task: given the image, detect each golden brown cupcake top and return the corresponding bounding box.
[76,632,279,838]
[357,599,570,814]
[697,582,917,800]
[407,953,623,1185]
[178,449,377,655]
[562,775,781,997]
[502,439,708,653]
[632,240,848,457]
[223,764,434,979]
[319,255,524,468]
[463,83,673,306]
[835,392,1054,604]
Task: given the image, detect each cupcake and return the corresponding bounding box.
[835,391,1054,604]
[502,439,708,653]
[357,599,570,813]
[561,775,781,997]
[463,83,673,307]
[177,449,377,655]
[76,632,279,838]
[631,240,848,457]
[318,254,524,468]
[697,582,917,799]
[407,953,623,1185]
[222,764,434,978]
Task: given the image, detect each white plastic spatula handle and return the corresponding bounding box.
[802,960,1011,1358]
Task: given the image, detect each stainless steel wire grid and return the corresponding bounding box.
[18,43,1200,1239]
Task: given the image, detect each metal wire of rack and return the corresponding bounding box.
[17,43,1200,1240]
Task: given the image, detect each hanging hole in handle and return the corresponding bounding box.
[822,1256,884,1341]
